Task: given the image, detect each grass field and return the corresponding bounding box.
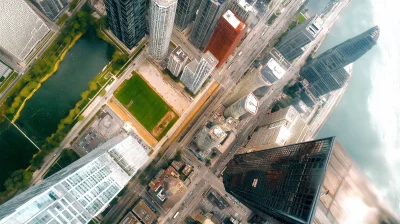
[0,72,18,94]
[115,72,172,132]
[297,13,307,23]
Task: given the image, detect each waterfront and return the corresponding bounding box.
[0,29,113,188]
[309,0,400,212]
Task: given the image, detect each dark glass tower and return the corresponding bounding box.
[223,137,335,224]
[34,0,68,21]
[104,0,147,49]
[300,26,379,97]
[189,0,228,50]
[174,0,201,31]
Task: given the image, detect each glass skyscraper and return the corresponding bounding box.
[174,0,201,31]
[223,137,335,223]
[0,136,149,224]
[104,0,147,49]
[300,26,379,97]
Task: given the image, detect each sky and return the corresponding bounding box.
[309,0,400,215]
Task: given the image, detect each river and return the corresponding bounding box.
[308,0,400,213]
[0,29,113,189]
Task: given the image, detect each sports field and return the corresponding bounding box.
[115,72,177,139]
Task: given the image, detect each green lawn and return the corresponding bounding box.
[297,13,307,23]
[115,72,170,131]
[0,72,18,94]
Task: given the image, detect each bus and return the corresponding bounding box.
[173,212,180,219]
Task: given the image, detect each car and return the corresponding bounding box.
[228,65,232,69]
[238,51,242,56]
[261,31,266,36]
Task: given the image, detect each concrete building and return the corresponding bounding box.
[0,61,12,79]
[189,0,228,50]
[223,69,270,107]
[224,139,400,223]
[0,0,50,62]
[224,93,258,119]
[167,46,189,77]
[301,26,379,96]
[180,51,218,94]
[119,211,141,224]
[132,200,157,224]
[105,0,147,49]
[245,106,310,151]
[205,10,247,67]
[195,125,227,152]
[228,0,255,25]
[308,63,353,98]
[260,48,291,84]
[0,136,149,224]
[276,15,323,61]
[149,0,178,60]
[33,0,68,21]
[174,0,201,31]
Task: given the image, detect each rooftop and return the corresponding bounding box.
[245,93,258,114]
[149,166,179,191]
[171,46,188,63]
[237,0,255,12]
[223,10,241,29]
[132,200,157,224]
[203,51,219,67]
[209,125,227,140]
[119,211,141,224]
[153,0,177,7]
[186,59,199,73]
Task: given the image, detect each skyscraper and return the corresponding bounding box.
[228,0,255,24]
[180,51,218,94]
[308,63,353,97]
[245,106,310,151]
[174,0,201,31]
[149,0,178,60]
[276,15,323,61]
[223,93,258,119]
[0,136,149,224]
[223,137,336,223]
[223,69,270,107]
[204,10,247,67]
[167,46,189,77]
[104,0,147,49]
[189,0,228,50]
[33,0,68,21]
[224,137,400,223]
[0,0,50,62]
[300,26,379,96]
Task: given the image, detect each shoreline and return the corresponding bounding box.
[12,33,83,123]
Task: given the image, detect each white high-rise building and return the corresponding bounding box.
[0,135,149,224]
[0,0,50,62]
[223,93,259,119]
[149,0,178,60]
[180,51,218,94]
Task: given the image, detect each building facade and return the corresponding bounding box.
[300,26,379,96]
[205,10,246,68]
[167,46,189,77]
[224,138,400,223]
[308,63,353,98]
[33,0,68,21]
[0,60,12,79]
[149,0,178,60]
[180,51,218,94]
[223,93,258,119]
[174,0,201,31]
[245,106,310,151]
[0,0,50,62]
[223,137,336,223]
[276,15,323,61]
[228,0,255,24]
[0,136,149,224]
[105,0,147,49]
[189,0,228,50]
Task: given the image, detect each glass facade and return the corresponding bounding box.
[223,138,335,224]
[300,26,379,97]
[174,0,200,31]
[34,0,68,21]
[0,136,149,224]
[104,0,147,49]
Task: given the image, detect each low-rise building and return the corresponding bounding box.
[171,160,185,171]
[132,200,157,224]
[119,211,141,224]
[149,166,179,192]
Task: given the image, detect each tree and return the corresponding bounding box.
[78,115,85,121]
[205,159,211,167]
[89,81,98,91]
[99,89,106,96]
